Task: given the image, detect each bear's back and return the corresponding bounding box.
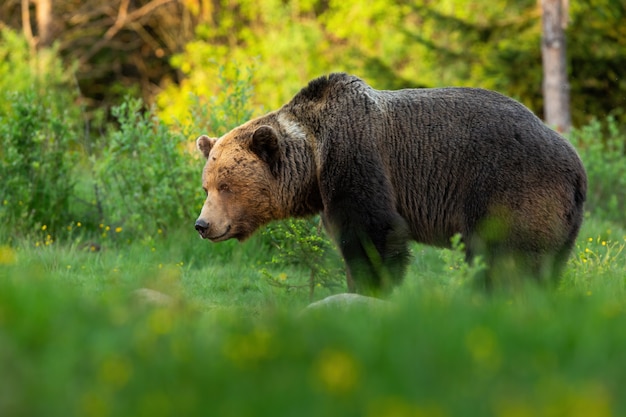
[290,74,570,162]
[381,87,577,161]
[379,87,584,245]
[285,74,585,248]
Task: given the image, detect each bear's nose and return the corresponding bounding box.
[195,219,209,234]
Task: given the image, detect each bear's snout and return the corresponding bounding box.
[195,219,231,241]
[195,219,210,239]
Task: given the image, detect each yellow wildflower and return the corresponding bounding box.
[313,349,360,395]
[0,246,17,265]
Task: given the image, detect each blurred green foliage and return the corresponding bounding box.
[568,0,626,124]
[0,28,81,241]
[158,64,255,135]
[157,0,626,128]
[0,215,625,416]
[0,28,76,116]
[2,0,623,128]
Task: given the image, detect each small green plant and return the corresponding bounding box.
[439,233,486,291]
[261,217,345,300]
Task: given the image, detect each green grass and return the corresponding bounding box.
[1,216,625,417]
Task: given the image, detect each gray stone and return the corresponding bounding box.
[132,288,175,307]
[304,293,389,313]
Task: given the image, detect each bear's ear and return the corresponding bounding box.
[249,125,280,171]
[196,135,217,160]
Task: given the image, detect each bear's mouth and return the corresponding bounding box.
[208,225,232,242]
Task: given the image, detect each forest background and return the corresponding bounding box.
[1,0,625,127]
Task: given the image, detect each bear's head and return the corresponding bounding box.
[194,123,281,242]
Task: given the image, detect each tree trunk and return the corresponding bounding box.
[541,0,571,133]
[21,0,35,50]
[36,0,52,47]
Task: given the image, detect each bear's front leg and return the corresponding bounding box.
[324,209,411,297]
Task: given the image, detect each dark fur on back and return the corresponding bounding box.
[280,73,587,293]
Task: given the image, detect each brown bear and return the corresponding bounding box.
[194,73,587,295]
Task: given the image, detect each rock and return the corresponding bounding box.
[304,293,389,313]
[132,288,175,307]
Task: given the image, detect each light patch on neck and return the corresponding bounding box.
[362,87,383,112]
[277,113,306,141]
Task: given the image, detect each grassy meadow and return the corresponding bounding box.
[1,209,626,416]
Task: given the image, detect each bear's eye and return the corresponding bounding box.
[218,183,230,193]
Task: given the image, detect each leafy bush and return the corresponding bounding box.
[0,91,79,240]
[0,29,82,242]
[94,98,203,238]
[569,116,626,226]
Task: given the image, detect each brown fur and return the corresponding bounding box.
[195,73,587,295]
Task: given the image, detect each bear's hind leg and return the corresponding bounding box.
[467,242,567,291]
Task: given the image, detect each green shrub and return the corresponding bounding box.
[569,116,626,226]
[94,98,203,238]
[0,91,79,240]
[0,29,82,242]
